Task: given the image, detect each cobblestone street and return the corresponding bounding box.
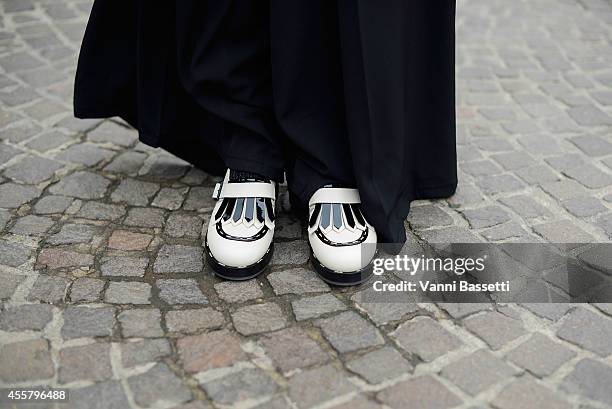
[1,0,612,408]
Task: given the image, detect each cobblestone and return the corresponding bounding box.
[557,307,612,357]
[157,279,208,305]
[346,346,413,384]
[441,349,518,395]
[105,282,151,305]
[260,327,329,373]
[392,316,462,361]
[232,302,287,335]
[59,342,112,383]
[118,308,163,337]
[128,363,192,407]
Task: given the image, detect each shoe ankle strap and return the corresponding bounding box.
[309,187,360,206]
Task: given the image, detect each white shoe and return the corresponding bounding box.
[307,187,377,285]
[205,169,276,280]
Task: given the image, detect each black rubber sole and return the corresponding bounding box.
[204,237,273,281]
[309,248,374,287]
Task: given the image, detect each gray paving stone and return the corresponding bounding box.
[129,363,192,407]
[70,277,105,302]
[461,160,503,177]
[545,153,587,172]
[0,51,42,72]
[0,142,22,164]
[292,293,347,321]
[108,230,152,251]
[101,256,148,277]
[378,375,462,409]
[69,380,130,409]
[260,327,329,373]
[27,274,70,303]
[498,195,550,219]
[460,205,511,229]
[570,135,612,157]
[563,164,612,189]
[268,268,330,295]
[347,346,413,384]
[557,307,612,357]
[152,187,187,210]
[392,316,462,361]
[482,222,530,241]
[214,280,264,303]
[121,338,172,368]
[164,213,202,238]
[0,304,54,331]
[55,143,114,166]
[407,204,454,229]
[49,171,110,199]
[0,240,31,266]
[59,342,112,383]
[517,134,563,156]
[36,248,94,270]
[232,302,287,335]
[0,271,26,300]
[438,303,493,319]
[568,105,612,126]
[166,308,225,333]
[596,213,612,238]
[520,303,572,321]
[157,279,208,305]
[26,131,72,152]
[351,287,420,325]
[541,179,588,201]
[202,368,278,406]
[183,186,216,211]
[111,178,159,206]
[119,308,163,337]
[515,165,561,185]
[154,244,204,273]
[507,333,576,377]
[10,214,55,236]
[0,183,41,208]
[288,364,356,409]
[491,151,537,170]
[124,207,166,228]
[562,196,607,217]
[271,240,310,265]
[317,311,384,353]
[493,377,571,409]
[146,155,191,180]
[62,306,116,339]
[77,201,126,220]
[4,155,63,184]
[105,282,151,305]
[533,220,594,243]
[0,209,11,231]
[48,223,98,245]
[33,195,73,214]
[177,329,247,373]
[464,311,526,350]
[562,358,612,406]
[103,150,147,174]
[0,339,54,382]
[418,226,482,244]
[447,184,485,208]
[476,174,525,195]
[87,121,138,147]
[441,349,518,395]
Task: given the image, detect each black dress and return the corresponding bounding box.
[74,0,457,245]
